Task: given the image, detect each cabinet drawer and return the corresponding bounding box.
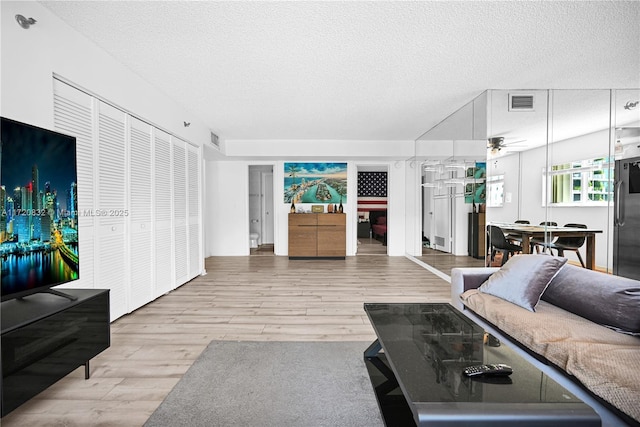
[317,213,345,226]
[289,213,317,226]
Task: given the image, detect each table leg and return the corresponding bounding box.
[364,339,382,358]
[585,235,596,270]
[521,235,531,254]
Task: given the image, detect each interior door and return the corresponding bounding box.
[433,193,452,253]
[262,171,274,244]
[422,178,433,248]
[249,168,261,236]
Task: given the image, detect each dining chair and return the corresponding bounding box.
[531,221,558,253]
[542,223,587,268]
[487,225,523,266]
[506,220,530,245]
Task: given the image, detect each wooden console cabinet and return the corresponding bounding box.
[1,289,110,416]
[289,213,346,259]
[468,212,486,259]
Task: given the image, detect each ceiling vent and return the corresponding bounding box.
[508,93,535,112]
[210,131,220,149]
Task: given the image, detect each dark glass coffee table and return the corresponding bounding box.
[363,303,600,426]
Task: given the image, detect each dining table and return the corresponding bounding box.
[489,222,603,270]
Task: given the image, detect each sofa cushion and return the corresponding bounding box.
[542,264,640,335]
[461,289,640,423]
[478,254,567,311]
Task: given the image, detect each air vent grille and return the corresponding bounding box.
[210,131,220,148]
[509,94,535,111]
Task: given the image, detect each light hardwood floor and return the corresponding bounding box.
[417,248,487,275]
[2,255,471,427]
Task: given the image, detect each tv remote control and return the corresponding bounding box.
[463,363,513,377]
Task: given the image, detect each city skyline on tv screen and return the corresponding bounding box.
[1,117,79,299]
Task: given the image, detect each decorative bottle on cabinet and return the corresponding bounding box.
[290,201,296,213]
[338,199,343,213]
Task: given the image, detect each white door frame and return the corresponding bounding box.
[261,171,274,244]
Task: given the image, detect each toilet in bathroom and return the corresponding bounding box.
[249,232,260,248]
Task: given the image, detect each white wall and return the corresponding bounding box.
[205,158,411,257]
[1,1,209,147]
[225,139,414,159]
[206,162,250,256]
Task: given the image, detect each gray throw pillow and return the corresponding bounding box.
[478,255,568,312]
[542,264,640,335]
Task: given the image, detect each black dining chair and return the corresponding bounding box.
[506,220,530,245]
[487,225,523,266]
[542,223,588,268]
[530,221,558,253]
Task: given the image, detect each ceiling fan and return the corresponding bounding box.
[487,137,505,153]
[487,137,527,155]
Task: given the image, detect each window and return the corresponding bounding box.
[486,174,504,207]
[543,157,613,206]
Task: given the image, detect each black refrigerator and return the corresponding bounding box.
[613,156,640,281]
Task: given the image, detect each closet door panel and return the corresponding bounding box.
[53,81,95,288]
[129,117,154,309]
[95,101,128,320]
[173,139,188,286]
[154,130,174,296]
[187,145,202,278]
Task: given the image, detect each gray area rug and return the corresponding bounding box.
[144,341,384,427]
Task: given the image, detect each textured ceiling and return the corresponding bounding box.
[40,1,640,142]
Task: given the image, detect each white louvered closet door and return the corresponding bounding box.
[129,117,154,308]
[95,101,128,320]
[187,144,202,278]
[154,130,174,295]
[53,77,203,319]
[53,80,95,289]
[173,138,189,286]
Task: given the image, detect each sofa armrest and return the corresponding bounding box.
[450,267,499,311]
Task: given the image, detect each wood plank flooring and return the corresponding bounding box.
[356,237,387,255]
[2,255,472,427]
[417,248,487,275]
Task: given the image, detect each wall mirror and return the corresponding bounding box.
[413,88,640,279]
[414,94,487,257]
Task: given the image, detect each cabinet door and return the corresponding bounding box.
[317,214,346,257]
[478,213,486,258]
[289,214,317,256]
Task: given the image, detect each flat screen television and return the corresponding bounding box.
[1,117,79,301]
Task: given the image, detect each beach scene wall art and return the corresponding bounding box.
[284,162,347,204]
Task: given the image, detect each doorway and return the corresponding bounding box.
[356,165,388,255]
[249,165,274,255]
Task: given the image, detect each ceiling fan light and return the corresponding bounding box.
[488,137,504,148]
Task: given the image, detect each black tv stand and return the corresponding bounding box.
[1,289,110,417]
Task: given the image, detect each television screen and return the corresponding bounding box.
[1,117,79,301]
